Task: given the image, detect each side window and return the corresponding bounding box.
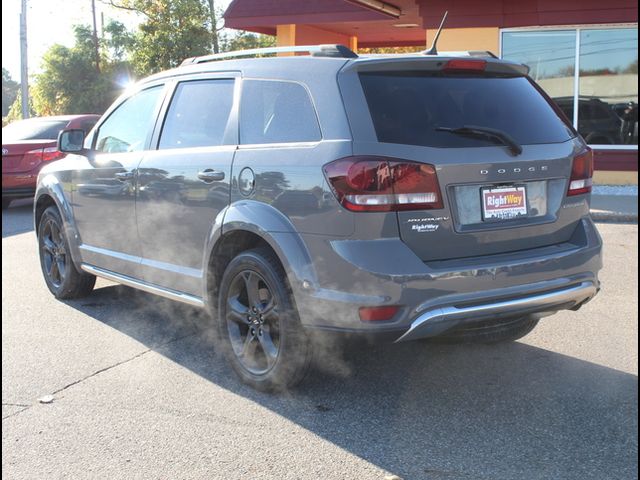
[95,86,163,153]
[159,79,235,149]
[240,80,321,145]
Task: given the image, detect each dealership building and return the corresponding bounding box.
[224,0,639,184]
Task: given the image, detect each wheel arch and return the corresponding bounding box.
[203,200,318,310]
[34,175,83,270]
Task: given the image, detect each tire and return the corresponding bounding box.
[434,316,540,344]
[217,247,312,391]
[38,206,96,299]
[2,198,11,210]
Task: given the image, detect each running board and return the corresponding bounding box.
[81,264,205,308]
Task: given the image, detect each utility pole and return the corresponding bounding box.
[19,0,29,119]
[91,0,100,73]
[207,0,220,54]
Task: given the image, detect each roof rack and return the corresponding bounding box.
[181,44,358,66]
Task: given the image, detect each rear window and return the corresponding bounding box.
[2,119,69,141]
[359,72,575,147]
[240,80,321,145]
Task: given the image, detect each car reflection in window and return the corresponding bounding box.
[554,96,626,145]
[617,101,638,145]
[97,136,132,153]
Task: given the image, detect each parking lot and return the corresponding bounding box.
[2,199,638,480]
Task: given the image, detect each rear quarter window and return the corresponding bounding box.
[359,72,575,147]
[240,80,321,145]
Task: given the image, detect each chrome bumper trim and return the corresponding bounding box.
[396,281,597,342]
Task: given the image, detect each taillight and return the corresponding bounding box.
[323,156,443,212]
[23,147,65,165]
[568,149,594,196]
[22,149,44,166]
[443,59,487,73]
[41,147,65,162]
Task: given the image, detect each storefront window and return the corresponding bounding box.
[579,29,638,145]
[502,27,639,147]
[502,30,576,125]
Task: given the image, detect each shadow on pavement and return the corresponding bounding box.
[65,284,638,480]
[2,199,34,238]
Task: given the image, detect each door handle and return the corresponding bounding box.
[197,169,225,183]
[115,171,134,181]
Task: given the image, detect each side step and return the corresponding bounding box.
[81,264,205,308]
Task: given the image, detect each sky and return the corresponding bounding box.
[2,0,233,83]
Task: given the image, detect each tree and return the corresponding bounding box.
[5,94,36,124]
[31,24,131,116]
[222,31,275,52]
[103,20,135,61]
[2,68,19,117]
[206,0,224,54]
[105,0,212,75]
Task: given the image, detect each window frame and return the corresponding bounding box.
[237,77,323,149]
[500,23,639,150]
[90,82,168,154]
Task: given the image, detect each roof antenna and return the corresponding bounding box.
[423,11,448,55]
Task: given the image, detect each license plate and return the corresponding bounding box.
[481,186,528,221]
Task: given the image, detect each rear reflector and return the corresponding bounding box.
[443,59,487,73]
[359,306,399,322]
[323,156,443,212]
[568,149,594,196]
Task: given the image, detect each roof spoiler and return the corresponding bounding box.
[181,44,358,66]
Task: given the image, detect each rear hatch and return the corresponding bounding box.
[338,56,591,262]
[2,119,68,173]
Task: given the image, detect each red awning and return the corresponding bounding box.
[223,0,638,48]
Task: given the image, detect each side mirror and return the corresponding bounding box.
[58,129,86,153]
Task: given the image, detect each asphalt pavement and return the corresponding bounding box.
[2,199,638,480]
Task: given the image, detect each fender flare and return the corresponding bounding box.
[35,175,84,271]
[203,200,318,300]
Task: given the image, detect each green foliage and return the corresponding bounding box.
[5,93,36,123]
[32,44,107,115]
[2,68,20,117]
[31,24,133,116]
[104,20,135,60]
[222,31,276,52]
[24,1,280,118]
[110,0,212,75]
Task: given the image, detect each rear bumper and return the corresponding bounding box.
[3,171,38,197]
[396,280,597,342]
[2,187,36,198]
[295,217,603,340]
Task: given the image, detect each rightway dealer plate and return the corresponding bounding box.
[481,185,528,221]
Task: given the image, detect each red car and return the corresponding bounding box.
[2,114,100,209]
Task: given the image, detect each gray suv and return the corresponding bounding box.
[35,45,602,390]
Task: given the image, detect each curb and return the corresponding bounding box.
[590,211,638,223]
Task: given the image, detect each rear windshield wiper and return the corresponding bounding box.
[436,125,523,156]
